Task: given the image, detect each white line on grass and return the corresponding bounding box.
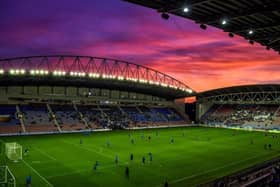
[169,152,278,185]
[61,140,114,159]
[46,162,126,179]
[34,148,57,161]
[46,168,89,179]
[22,159,54,187]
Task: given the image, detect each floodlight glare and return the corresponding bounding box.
[183,7,189,13]
[248,30,254,35]
[221,19,227,25]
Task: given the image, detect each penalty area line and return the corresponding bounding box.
[34,148,57,161]
[22,159,54,187]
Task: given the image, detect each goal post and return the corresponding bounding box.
[0,166,16,187]
[5,142,22,162]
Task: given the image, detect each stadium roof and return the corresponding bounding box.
[0,55,194,99]
[197,84,280,98]
[125,0,280,53]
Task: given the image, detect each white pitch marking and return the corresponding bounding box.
[170,153,278,185]
[34,148,57,161]
[22,159,54,187]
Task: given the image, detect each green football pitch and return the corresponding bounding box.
[1,126,280,187]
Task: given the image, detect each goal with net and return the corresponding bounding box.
[0,166,16,187]
[5,142,22,162]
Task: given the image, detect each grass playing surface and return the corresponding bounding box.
[1,126,280,187]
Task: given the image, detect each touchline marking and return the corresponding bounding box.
[170,152,278,185]
[22,159,54,187]
[34,148,57,161]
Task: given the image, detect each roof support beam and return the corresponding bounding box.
[224,22,280,33]
[198,3,280,24]
[252,33,280,41]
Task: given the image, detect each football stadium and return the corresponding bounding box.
[1,1,280,187]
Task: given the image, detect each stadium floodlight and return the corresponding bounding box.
[53,70,65,76]
[139,79,148,83]
[0,69,5,74]
[186,89,193,93]
[89,73,100,78]
[183,7,189,13]
[117,76,124,80]
[9,69,25,75]
[221,19,227,25]
[74,72,86,77]
[9,69,15,75]
[161,83,168,87]
[248,30,254,35]
[30,69,48,75]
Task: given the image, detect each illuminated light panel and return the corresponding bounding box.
[9,69,25,75]
[126,77,138,82]
[70,71,86,77]
[139,79,148,83]
[88,73,100,78]
[102,74,116,79]
[161,83,168,87]
[117,76,124,80]
[53,70,66,76]
[149,80,154,85]
[5,68,191,93]
[30,69,49,75]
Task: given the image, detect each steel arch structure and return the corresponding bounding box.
[197,84,280,104]
[0,55,194,99]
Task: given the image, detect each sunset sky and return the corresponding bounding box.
[1,0,279,92]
